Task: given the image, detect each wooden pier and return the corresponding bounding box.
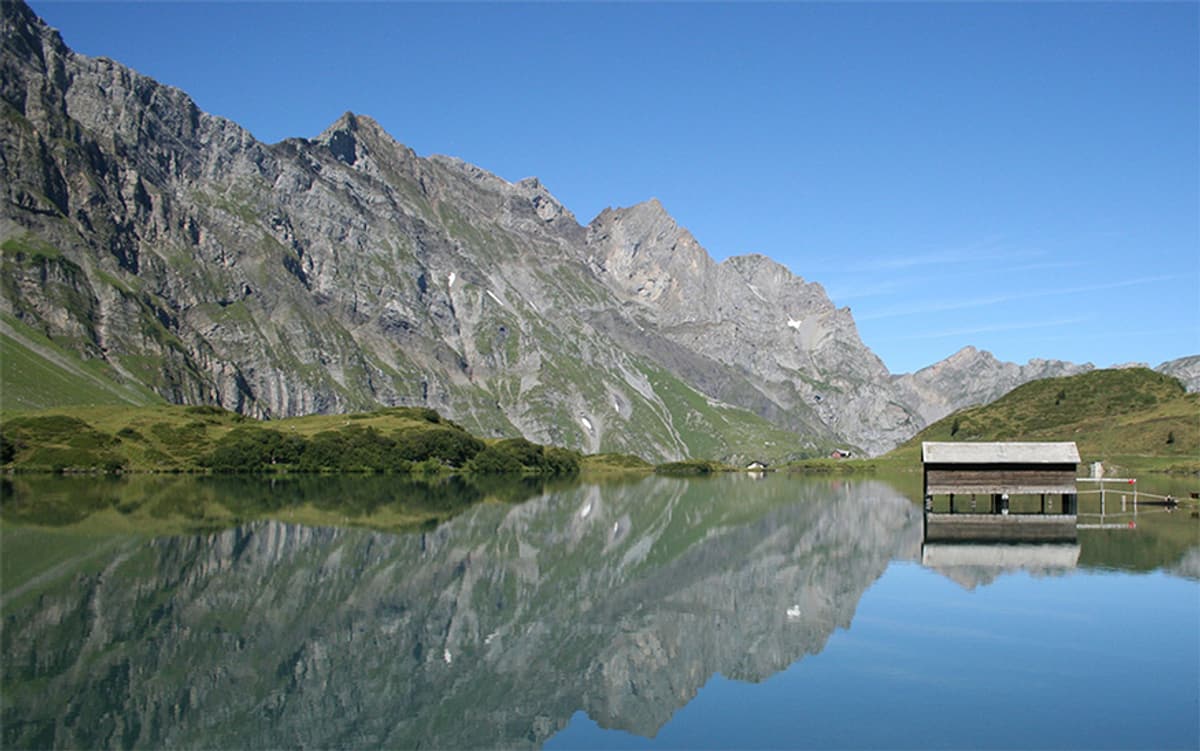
[923,441,1080,543]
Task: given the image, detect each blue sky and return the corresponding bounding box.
[28,1,1199,374]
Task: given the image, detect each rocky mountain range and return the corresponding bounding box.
[893,346,1095,426]
[1155,354,1200,393]
[0,1,1190,459]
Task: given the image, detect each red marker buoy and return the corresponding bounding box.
[1128,521,1136,528]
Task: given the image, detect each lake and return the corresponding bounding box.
[1,472,1197,749]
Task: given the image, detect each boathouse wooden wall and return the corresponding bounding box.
[924,463,1078,496]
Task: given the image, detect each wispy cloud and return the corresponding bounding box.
[1002,260,1089,274]
[826,278,914,302]
[826,259,1088,304]
[1058,325,1200,348]
[895,316,1091,341]
[871,246,1042,271]
[857,274,1175,321]
[801,239,1032,275]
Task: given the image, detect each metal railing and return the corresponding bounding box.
[1075,477,1193,527]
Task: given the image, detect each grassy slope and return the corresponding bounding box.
[1,229,825,464]
[8,311,1190,476]
[641,363,836,463]
[0,404,494,472]
[0,312,819,465]
[0,313,162,412]
[883,367,1199,473]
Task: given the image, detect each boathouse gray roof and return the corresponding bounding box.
[921,442,1081,465]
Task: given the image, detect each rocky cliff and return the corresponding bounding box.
[0,1,1171,457]
[0,1,841,461]
[892,346,1094,427]
[1156,355,1200,393]
[586,202,919,453]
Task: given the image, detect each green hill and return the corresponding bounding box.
[886,368,1198,473]
[0,404,580,476]
[1,313,163,412]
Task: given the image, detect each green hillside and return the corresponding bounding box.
[887,368,1199,473]
[0,308,829,465]
[0,313,162,412]
[0,404,580,475]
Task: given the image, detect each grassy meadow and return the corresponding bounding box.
[882,368,1198,476]
[1,319,1194,481]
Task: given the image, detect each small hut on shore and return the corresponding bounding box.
[922,441,1080,543]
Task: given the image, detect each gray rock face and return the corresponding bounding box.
[0,1,1141,456]
[585,202,922,455]
[1,3,798,461]
[1156,355,1200,393]
[892,346,1094,427]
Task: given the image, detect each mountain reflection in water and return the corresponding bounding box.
[1,475,919,748]
[920,543,1081,590]
[2,474,1196,750]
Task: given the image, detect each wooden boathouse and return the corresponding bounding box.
[923,441,1080,543]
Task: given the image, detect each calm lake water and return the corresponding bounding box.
[1,473,1197,750]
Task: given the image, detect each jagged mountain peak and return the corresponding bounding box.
[591,197,674,231]
[313,110,418,168]
[315,112,365,165]
[586,197,708,269]
[418,154,578,233]
[1156,354,1200,392]
[625,196,668,216]
[3,0,79,139]
[315,110,408,148]
[721,253,812,290]
[722,252,779,270]
[579,192,912,453]
[910,346,1095,381]
[937,345,995,369]
[1,0,1117,458]
[323,110,370,132]
[894,347,1094,426]
[516,178,573,224]
[1,0,58,48]
[585,198,714,313]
